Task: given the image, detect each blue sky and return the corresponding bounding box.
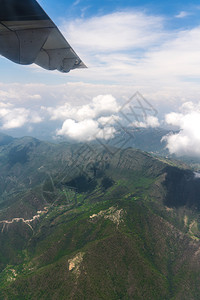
[41,0,200,29]
[1,0,200,156]
[2,0,200,84]
[41,0,199,20]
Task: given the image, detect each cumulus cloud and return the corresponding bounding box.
[54,91,160,141]
[56,118,115,141]
[45,94,120,121]
[57,119,98,141]
[92,94,120,115]
[53,94,120,141]
[97,115,120,125]
[163,102,200,157]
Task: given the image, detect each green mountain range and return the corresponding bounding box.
[0,135,200,299]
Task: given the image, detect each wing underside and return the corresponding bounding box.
[0,0,86,73]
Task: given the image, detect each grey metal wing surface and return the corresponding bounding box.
[0,0,86,73]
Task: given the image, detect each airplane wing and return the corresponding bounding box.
[0,0,86,73]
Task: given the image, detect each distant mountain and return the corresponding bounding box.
[1,137,200,299]
[56,127,172,155]
[109,127,170,154]
[0,132,15,146]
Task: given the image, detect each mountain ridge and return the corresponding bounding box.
[1,135,200,299]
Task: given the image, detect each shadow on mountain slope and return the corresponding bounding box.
[164,166,200,209]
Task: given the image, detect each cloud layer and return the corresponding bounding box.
[1,8,200,144]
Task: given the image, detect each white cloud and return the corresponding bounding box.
[54,92,160,141]
[96,125,116,140]
[28,94,42,100]
[63,11,164,53]
[73,0,81,6]
[0,101,13,108]
[175,11,190,18]
[180,101,200,113]
[165,112,184,127]
[2,112,28,129]
[146,115,160,127]
[56,118,115,141]
[30,112,43,124]
[1,80,200,141]
[163,102,200,157]
[60,10,200,90]
[45,94,120,121]
[0,107,42,130]
[97,115,120,125]
[92,94,120,115]
[0,83,43,107]
[54,94,120,141]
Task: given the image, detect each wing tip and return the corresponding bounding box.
[73,61,87,69]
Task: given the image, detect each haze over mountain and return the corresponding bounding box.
[1,134,200,299]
